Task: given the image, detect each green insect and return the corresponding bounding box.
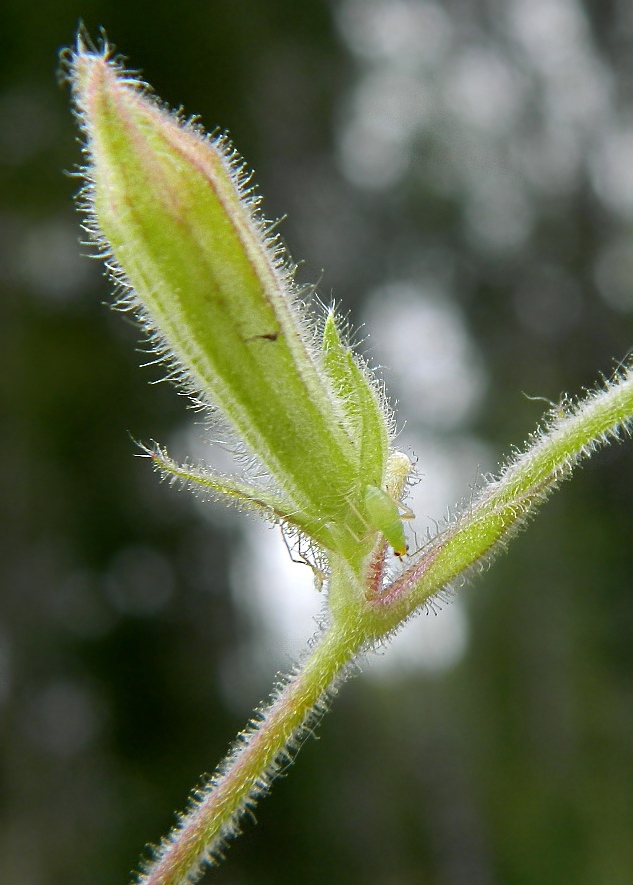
[364,484,409,557]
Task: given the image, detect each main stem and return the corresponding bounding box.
[138,619,360,885]
[138,370,633,885]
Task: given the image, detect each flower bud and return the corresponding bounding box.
[69,40,390,532]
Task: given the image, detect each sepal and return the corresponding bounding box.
[321,311,389,490]
[70,41,375,534]
[148,444,335,547]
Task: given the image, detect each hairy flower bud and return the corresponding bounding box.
[69,38,392,543]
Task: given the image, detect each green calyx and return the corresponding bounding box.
[70,40,398,564]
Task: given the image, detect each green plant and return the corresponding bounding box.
[66,32,633,885]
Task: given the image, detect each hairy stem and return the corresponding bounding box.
[377,369,633,625]
[138,369,633,885]
[138,620,360,885]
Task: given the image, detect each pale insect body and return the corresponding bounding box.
[364,485,408,556]
[364,451,413,557]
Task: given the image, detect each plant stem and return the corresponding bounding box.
[138,370,633,885]
[376,369,633,624]
[137,619,360,885]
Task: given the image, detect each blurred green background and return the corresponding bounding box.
[2,1,633,883]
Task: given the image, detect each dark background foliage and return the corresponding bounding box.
[2,1,633,883]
